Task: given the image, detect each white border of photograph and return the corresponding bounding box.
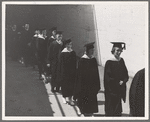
[2,1,149,120]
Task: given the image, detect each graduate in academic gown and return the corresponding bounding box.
[43,29,49,56]
[47,31,63,92]
[73,42,100,116]
[104,42,129,116]
[36,28,47,80]
[30,29,40,68]
[31,29,39,54]
[129,68,145,117]
[45,27,57,78]
[59,39,77,105]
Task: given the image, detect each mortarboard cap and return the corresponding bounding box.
[63,38,72,45]
[51,27,57,31]
[111,42,126,50]
[84,42,95,50]
[56,31,63,35]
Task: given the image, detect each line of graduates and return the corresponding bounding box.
[30,32,146,117]
[6,25,145,117]
[29,27,101,116]
[6,24,34,67]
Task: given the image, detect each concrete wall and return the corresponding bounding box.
[54,5,99,62]
[6,5,99,63]
[94,2,148,77]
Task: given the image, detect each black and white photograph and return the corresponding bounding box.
[2,1,149,120]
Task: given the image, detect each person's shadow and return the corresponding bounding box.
[93,114,105,117]
[98,90,104,93]
[98,101,105,105]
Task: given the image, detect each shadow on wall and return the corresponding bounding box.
[6,5,100,62]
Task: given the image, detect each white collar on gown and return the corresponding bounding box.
[56,40,63,45]
[81,54,94,59]
[109,55,121,61]
[38,34,45,40]
[51,36,55,39]
[61,47,73,53]
[33,34,38,37]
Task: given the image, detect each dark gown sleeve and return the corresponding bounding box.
[47,38,54,52]
[59,51,77,86]
[104,61,114,93]
[77,59,90,94]
[121,58,129,83]
[47,41,54,64]
[73,59,84,100]
[59,52,65,86]
[90,58,101,94]
[120,58,129,102]
[73,58,100,100]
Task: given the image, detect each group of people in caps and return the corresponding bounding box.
[6,25,144,117]
[6,25,100,116]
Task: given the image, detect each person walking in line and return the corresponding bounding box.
[73,42,100,116]
[47,31,63,93]
[30,28,40,69]
[104,42,129,116]
[45,27,57,83]
[36,28,47,80]
[59,39,77,105]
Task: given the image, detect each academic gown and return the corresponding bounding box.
[59,48,77,97]
[31,35,38,54]
[36,35,47,74]
[37,36,47,59]
[73,54,100,114]
[47,36,55,52]
[30,35,38,65]
[47,40,63,87]
[104,57,129,116]
[129,68,145,117]
[45,36,56,75]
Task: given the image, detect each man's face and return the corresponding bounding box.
[42,30,47,36]
[88,48,94,56]
[25,24,29,31]
[52,30,56,36]
[36,30,40,35]
[67,42,72,48]
[35,30,38,34]
[113,47,122,58]
[56,34,63,41]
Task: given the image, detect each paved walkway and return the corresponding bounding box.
[5,57,132,117]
